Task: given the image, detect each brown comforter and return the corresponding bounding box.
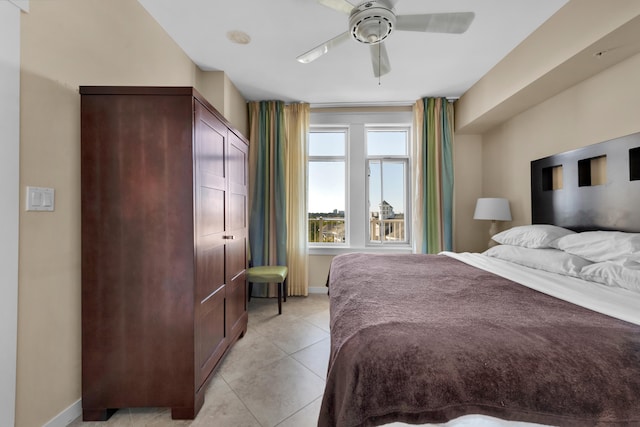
[318,253,640,427]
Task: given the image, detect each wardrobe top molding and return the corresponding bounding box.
[79,85,245,142]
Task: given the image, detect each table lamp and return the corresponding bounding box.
[473,198,512,247]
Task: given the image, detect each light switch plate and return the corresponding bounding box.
[26,186,55,211]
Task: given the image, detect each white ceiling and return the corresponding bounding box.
[138,0,569,106]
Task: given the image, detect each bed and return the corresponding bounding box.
[318,132,640,427]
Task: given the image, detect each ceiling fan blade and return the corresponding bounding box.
[317,0,354,14]
[396,12,475,34]
[297,31,351,63]
[370,42,391,78]
[378,0,398,9]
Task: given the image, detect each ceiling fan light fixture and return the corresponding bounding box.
[349,2,396,44]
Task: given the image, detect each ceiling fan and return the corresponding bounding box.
[296,0,475,78]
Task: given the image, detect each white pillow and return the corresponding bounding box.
[579,261,640,293]
[552,231,640,262]
[483,245,592,277]
[491,224,575,249]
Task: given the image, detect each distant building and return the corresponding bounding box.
[379,200,395,219]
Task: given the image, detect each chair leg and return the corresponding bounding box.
[277,282,282,315]
[248,281,252,302]
[283,278,287,302]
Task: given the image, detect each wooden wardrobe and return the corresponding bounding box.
[80,86,248,420]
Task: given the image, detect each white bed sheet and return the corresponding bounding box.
[382,251,640,427]
[384,414,548,427]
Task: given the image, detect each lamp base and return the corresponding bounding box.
[488,220,498,248]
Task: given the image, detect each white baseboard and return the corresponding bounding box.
[308,286,328,294]
[43,399,81,427]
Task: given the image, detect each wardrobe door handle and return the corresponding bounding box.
[223,235,236,240]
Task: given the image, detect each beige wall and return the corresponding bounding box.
[193,69,249,137]
[452,133,485,252]
[481,52,640,230]
[456,0,640,134]
[309,255,334,288]
[18,1,246,426]
[455,50,640,252]
[224,73,250,137]
[195,68,226,117]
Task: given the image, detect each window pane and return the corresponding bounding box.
[383,161,405,216]
[367,130,407,156]
[368,160,382,242]
[308,161,345,243]
[368,160,406,243]
[309,131,345,156]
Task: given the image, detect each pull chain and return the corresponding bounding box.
[378,19,381,85]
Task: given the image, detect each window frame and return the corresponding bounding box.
[365,126,411,245]
[308,110,413,255]
[307,126,349,247]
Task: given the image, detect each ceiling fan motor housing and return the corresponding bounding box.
[349,1,396,44]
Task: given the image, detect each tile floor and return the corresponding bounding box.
[70,293,331,427]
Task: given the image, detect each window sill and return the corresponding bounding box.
[309,245,413,256]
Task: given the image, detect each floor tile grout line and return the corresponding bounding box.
[247,317,329,356]
[289,340,331,375]
[220,373,266,427]
[224,355,324,427]
[276,333,329,356]
[274,396,324,427]
[285,325,330,354]
[290,353,330,383]
[220,350,290,386]
[222,319,328,383]
[285,355,328,384]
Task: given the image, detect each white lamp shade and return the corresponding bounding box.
[473,198,512,221]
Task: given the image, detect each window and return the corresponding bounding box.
[367,129,409,243]
[308,110,412,251]
[308,129,347,244]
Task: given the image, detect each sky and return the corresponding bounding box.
[308,130,407,215]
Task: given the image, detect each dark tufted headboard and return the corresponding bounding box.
[531,131,640,232]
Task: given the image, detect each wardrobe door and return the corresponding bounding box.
[193,100,228,387]
[226,131,249,338]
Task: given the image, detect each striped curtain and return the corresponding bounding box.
[284,103,310,296]
[412,97,454,253]
[248,101,287,297]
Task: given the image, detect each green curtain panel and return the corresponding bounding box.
[421,97,454,253]
[248,101,287,297]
